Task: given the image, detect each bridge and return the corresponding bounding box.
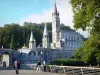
[0,65,100,75]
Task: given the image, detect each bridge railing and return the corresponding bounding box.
[47,65,100,75]
[0,64,100,75]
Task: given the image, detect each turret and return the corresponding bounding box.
[29,30,36,50]
[42,23,50,48]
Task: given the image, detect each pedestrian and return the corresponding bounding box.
[36,61,41,71]
[43,61,46,72]
[3,61,6,70]
[13,60,19,74]
[17,61,20,70]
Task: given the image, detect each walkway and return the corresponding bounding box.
[0,70,65,75]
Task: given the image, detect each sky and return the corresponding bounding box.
[0,0,89,38]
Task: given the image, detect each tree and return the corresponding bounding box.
[73,46,83,60]
[0,27,4,47]
[70,0,100,30]
[82,38,97,64]
[10,35,16,50]
[0,22,74,50]
[70,0,100,66]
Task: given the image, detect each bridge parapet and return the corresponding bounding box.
[47,65,100,75]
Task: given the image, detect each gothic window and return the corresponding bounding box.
[71,42,73,45]
[66,41,67,44]
[75,36,76,41]
[74,36,75,40]
[71,36,72,40]
[65,37,67,41]
[69,42,70,47]
[69,36,70,40]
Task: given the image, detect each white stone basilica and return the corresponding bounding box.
[0,3,84,66]
[17,3,84,64]
[42,3,83,51]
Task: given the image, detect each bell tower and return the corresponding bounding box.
[52,3,61,48]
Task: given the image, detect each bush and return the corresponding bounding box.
[51,58,86,66]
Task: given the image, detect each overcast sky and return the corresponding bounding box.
[0,0,89,38]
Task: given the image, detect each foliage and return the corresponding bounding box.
[51,58,85,66]
[70,0,100,30]
[10,35,16,50]
[0,22,73,50]
[73,46,83,60]
[73,36,100,65]
[70,0,100,66]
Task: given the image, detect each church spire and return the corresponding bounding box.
[30,30,36,42]
[29,30,36,50]
[52,2,59,16]
[43,23,48,36]
[42,23,50,48]
[54,2,57,15]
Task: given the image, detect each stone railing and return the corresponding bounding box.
[47,65,100,75]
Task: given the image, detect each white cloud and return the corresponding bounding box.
[77,29,89,38]
[19,10,52,25]
[19,0,73,26]
[19,0,89,38]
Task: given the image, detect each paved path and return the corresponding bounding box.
[0,70,65,75]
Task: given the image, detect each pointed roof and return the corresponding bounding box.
[54,2,57,14]
[30,30,36,42]
[43,23,48,35]
[53,2,59,15]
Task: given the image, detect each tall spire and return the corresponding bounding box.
[29,30,36,50]
[42,22,50,48]
[43,23,48,35]
[54,2,57,14]
[30,30,35,42]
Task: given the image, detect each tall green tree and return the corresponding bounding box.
[73,46,83,60]
[70,0,100,30]
[0,22,74,50]
[10,35,16,50]
[70,0,100,65]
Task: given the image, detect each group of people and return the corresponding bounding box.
[13,60,46,74]
[36,61,47,72]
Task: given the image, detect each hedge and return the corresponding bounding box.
[51,58,86,66]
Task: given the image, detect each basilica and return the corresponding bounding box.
[18,3,83,64]
[0,3,84,66]
[42,3,83,52]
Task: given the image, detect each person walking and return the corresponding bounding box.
[36,61,41,72]
[14,60,19,74]
[3,61,6,70]
[17,61,20,70]
[43,61,46,72]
